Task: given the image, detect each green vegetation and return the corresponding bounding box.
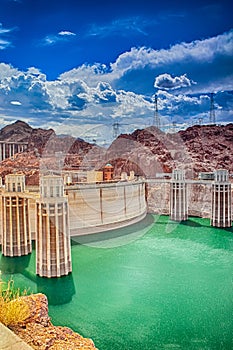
[0,277,30,327]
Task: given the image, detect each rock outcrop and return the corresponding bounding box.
[106,124,233,178]
[11,293,97,350]
[0,120,33,142]
[0,120,94,157]
[0,121,99,183]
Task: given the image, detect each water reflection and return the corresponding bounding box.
[72,214,154,248]
[35,274,76,305]
[0,254,75,306]
[0,254,31,273]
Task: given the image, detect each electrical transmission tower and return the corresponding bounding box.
[112,122,120,138]
[112,121,129,139]
[153,94,161,129]
[209,93,216,124]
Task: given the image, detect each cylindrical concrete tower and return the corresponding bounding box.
[170,169,188,221]
[211,170,232,227]
[36,175,72,278]
[2,174,31,256]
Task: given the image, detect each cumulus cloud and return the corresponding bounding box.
[57,30,233,96]
[0,68,51,110]
[0,63,154,139]
[0,29,233,143]
[27,66,45,76]
[110,30,233,95]
[154,73,195,90]
[0,63,20,80]
[47,79,117,110]
[111,30,233,74]
[59,64,109,86]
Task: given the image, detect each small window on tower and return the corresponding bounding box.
[56,186,60,197]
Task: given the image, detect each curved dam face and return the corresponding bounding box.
[66,181,147,235]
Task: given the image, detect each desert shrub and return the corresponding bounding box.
[0,278,30,327]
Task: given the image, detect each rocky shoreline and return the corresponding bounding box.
[10,293,98,350]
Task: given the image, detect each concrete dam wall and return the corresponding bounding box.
[66,181,147,235]
[0,180,147,242]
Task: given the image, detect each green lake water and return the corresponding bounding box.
[1,215,233,350]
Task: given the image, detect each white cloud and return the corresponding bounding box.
[58,31,76,36]
[154,73,195,90]
[0,63,20,81]
[0,23,15,49]
[59,64,109,86]
[0,38,11,49]
[0,61,232,136]
[27,66,43,75]
[111,29,233,77]
[42,35,58,46]
[58,30,233,96]
[10,100,22,105]
[40,31,77,46]
[0,29,233,143]
[0,23,12,35]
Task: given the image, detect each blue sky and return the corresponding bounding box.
[0,0,233,143]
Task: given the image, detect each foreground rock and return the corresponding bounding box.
[10,293,98,350]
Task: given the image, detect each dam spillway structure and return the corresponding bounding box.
[211,170,232,228]
[36,175,72,278]
[1,174,32,257]
[170,170,188,221]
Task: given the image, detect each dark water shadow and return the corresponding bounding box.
[222,226,233,233]
[0,256,76,305]
[0,254,31,273]
[71,214,154,245]
[21,269,76,305]
[180,219,203,228]
[35,273,76,305]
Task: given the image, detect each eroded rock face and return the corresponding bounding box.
[11,293,98,350]
[0,120,33,142]
[104,124,233,179]
[1,122,233,182]
[0,120,94,158]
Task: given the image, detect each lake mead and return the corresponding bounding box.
[1,215,233,350]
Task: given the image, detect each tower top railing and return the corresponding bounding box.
[39,175,65,198]
[172,169,185,181]
[5,174,26,192]
[0,141,28,144]
[214,170,229,182]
